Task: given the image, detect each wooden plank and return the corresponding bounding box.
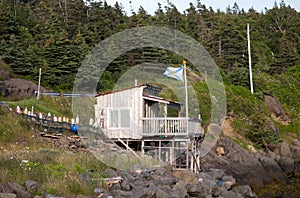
[117,138,141,159]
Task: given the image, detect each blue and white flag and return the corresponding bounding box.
[163,67,184,82]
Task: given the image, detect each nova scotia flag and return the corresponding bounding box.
[163,67,184,82]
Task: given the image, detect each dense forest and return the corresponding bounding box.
[0,0,299,91]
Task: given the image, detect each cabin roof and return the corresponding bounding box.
[95,84,162,97]
[143,94,181,108]
[95,84,146,97]
[95,84,181,108]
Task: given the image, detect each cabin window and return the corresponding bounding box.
[108,108,130,129]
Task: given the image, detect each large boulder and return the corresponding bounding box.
[9,183,30,198]
[0,78,48,98]
[290,145,300,160]
[264,95,284,118]
[276,156,295,175]
[200,137,284,187]
[259,157,285,178]
[232,185,256,197]
[264,95,290,124]
[220,175,236,190]
[185,183,206,197]
[24,181,40,194]
[278,141,293,158]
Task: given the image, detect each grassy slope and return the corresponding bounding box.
[193,64,300,148]
[0,65,299,196]
[0,99,108,196]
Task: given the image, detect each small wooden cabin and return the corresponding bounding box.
[94,84,202,172]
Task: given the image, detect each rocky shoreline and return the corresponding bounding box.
[1,136,300,198]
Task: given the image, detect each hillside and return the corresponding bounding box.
[0,63,300,196]
[1,0,300,197]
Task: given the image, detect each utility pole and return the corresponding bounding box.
[183,60,188,119]
[247,23,254,94]
[183,60,189,134]
[37,68,41,100]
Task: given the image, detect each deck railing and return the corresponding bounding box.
[142,117,200,136]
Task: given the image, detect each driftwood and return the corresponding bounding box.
[92,176,123,186]
[39,132,60,139]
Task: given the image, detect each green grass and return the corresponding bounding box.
[0,105,108,196]
[8,96,73,118]
[257,177,300,197]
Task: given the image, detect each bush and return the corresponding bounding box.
[0,60,12,81]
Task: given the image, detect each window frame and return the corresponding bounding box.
[107,107,131,129]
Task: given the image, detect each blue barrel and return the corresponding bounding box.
[71,124,78,134]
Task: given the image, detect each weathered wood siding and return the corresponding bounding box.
[95,86,145,139]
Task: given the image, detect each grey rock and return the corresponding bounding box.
[99,192,111,198]
[0,193,17,198]
[156,189,170,198]
[0,78,48,98]
[111,190,133,198]
[132,187,156,198]
[265,149,278,160]
[186,183,206,197]
[150,174,176,186]
[264,95,284,117]
[279,141,293,158]
[291,139,300,147]
[212,186,228,197]
[132,178,148,188]
[295,160,300,177]
[259,157,284,177]
[0,183,13,193]
[197,172,216,194]
[120,171,135,181]
[172,180,187,197]
[172,170,198,184]
[24,180,40,194]
[223,191,243,198]
[110,183,121,191]
[201,137,267,187]
[207,168,224,182]
[120,179,131,191]
[221,175,236,190]
[213,186,242,198]
[9,183,31,198]
[276,156,295,175]
[232,185,256,197]
[290,145,300,159]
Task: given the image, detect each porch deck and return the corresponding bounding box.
[142,117,200,136]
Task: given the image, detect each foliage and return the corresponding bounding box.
[0,60,12,81]
[257,178,300,197]
[226,85,281,148]
[0,0,299,91]
[192,81,211,124]
[1,0,300,195]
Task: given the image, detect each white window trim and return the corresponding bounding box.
[107,107,131,129]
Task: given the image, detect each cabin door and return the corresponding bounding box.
[144,100,159,118]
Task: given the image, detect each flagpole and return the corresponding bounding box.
[247,23,254,94]
[183,60,189,122]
